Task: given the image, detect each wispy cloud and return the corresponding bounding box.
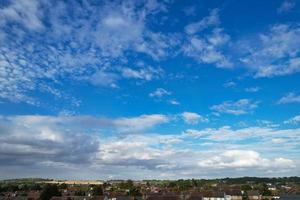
[0,0,172,105]
[278,92,300,104]
[169,99,180,105]
[210,99,259,115]
[181,112,208,124]
[245,87,260,92]
[240,24,300,78]
[122,66,163,81]
[183,28,232,68]
[223,81,236,88]
[278,0,295,13]
[284,115,300,124]
[185,9,220,35]
[149,88,171,98]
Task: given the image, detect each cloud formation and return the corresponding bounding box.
[284,115,300,124]
[278,92,300,104]
[210,99,259,115]
[0,115,299,179]
[181,112,208,124]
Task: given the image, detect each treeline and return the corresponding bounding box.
[220,176,300,184]
[144,176,300,185]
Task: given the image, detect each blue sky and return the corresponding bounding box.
[0,0,300,180]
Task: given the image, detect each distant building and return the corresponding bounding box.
[225,190,242,200]
[247,191,260,200]
[202,191,225,200]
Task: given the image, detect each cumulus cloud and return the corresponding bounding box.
[210,99,259,115]
[181,112,208,124]
[278,92,300,104]
[0,115,100,167]
[199,150,295,169]
[0,115,299,179]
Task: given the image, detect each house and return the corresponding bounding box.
[202,191,225,200]
[145,193,181,200]
[224,190,242,200]
[247,191,261,200]
[261,196,280,200]
[186,193,203,200]
[27,191,41,200]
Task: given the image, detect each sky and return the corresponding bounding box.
[0,0,300,180]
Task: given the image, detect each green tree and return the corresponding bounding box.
[74,190,85,196]
[242,191,249,200]
[39,184,61,200]
[241,184,252,191]
[58,183,67,190]
[258,183,272,196]
[92,185,103,196]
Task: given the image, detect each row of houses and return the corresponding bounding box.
[47,190,281,200]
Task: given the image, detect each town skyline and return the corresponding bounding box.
[0,0,300,180]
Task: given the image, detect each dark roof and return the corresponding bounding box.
[186,194,203,200]
[202,191,224,198]
[225,190,242,196]
[146,194,181,200]
[247,190,259,196]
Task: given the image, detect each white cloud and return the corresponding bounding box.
[89,71,119,88]
[278,0,295,13]
[245,87,260,92]
[210,99,259,115]
[0,115,299,179]
[241,24,300,77]
[199,150,295,169]
[284,115,300,124]
[114,114,170,132]
[0,0,43,31]
[256,120,279,128]
[223,81,236,88]
[278,93,300,104]
[184,28,232,68]
[149,88,171,98]
[271,138,286,144]
[169,99,180,105]
[0,0,172,105]
[122,66,163,81]
[185,9,219,35]
[181,112,208,124]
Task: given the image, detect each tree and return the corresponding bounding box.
[92,185,103,196]
[242,191,249,200]
[258,183,272,196]
[39,184,61,200]
[58,183,67,190]
[74,190,86,196]
[241,184,252,191]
